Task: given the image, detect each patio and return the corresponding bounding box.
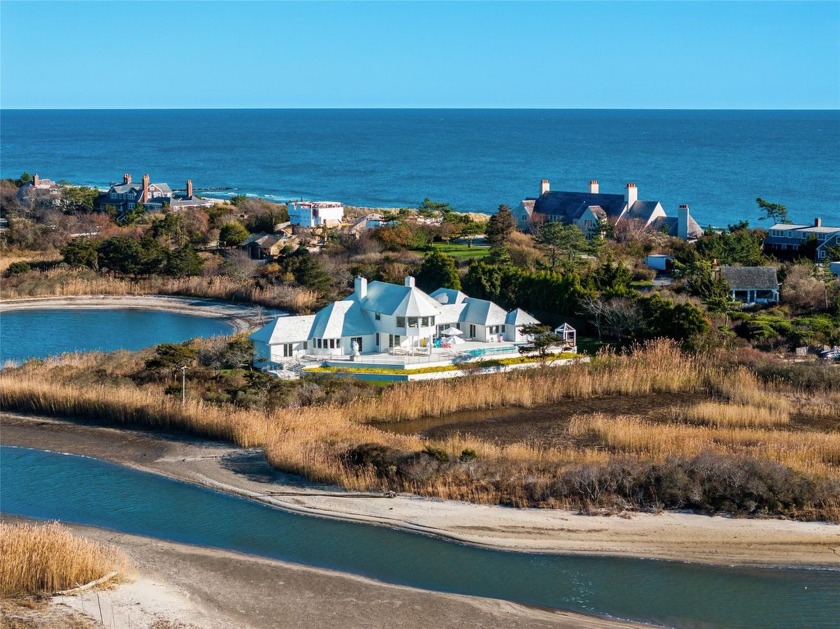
[318,340,525,370]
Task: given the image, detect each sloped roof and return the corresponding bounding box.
[311,300,376,339]
[720,266,779,291]
[250,315,315,345]
[437,302,467,324]
[361,281,441,317]
[533,191,627,221]
[430,287,468,305]
[648,215,704,240]
[624,200,662,223]
[241,233,270,246]
[505,308,539,326]
[461,298,508,326]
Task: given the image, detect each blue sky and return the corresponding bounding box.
[1,1,838,109]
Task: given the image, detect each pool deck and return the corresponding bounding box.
[320,340,523,371]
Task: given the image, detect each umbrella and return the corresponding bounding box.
[439,326,464,336]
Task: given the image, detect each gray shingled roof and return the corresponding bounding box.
[720,266,779,291]
[533,191,627,221]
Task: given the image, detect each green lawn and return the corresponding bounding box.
[424,243,491,261]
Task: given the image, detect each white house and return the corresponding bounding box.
[250,276,542,369]
[288,201,344,228]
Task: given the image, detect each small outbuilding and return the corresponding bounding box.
[553,323,577,352]
[720,266,780,304]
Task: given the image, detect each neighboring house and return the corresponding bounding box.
[169,179,215,210]
[288,201,344,228]
[250,276,541,368]
[720,266,780,305]
[763,218,840,261]
[830,261,840,278]
[94,174,211,214]
[16,173,62,207]
[95,173,173,213]
[514,179,702,240]
[239,233,289,259]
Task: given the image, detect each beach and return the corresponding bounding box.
[0,295,267,333]
[3,516,644,629]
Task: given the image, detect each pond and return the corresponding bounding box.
[2,446,838,629]
[0,308,234,363]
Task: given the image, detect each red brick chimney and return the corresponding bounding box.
[141,174,150,203]
[33,173,40,187]
[123,173,132,185]
[815,217,822,227]
[186,179,193,198]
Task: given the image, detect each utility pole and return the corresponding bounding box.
[180,365,187,404]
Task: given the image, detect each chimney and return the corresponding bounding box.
[404,276,416,288]
[186,179,193,198]
[589,180,599,194]
[354,276,368,299]
[33,173,40,187]
[625,182,638,207]
[123,173,131,185]
[141,173,150,203]
[678,204,690,240]
[540,179,550,195]
[815,217,822,227]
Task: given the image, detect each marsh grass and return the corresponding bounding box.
[0,521,132,598]
[1,269,319,313]
[2,339,838,518]
[670,401,790,428]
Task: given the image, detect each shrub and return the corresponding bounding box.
[5,261,32,276]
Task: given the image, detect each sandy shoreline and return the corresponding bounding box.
[0,294,279,333]
[4,517,641,629]
[3,413,839,568]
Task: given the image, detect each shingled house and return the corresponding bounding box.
[763,218,840,261]
[95,174,212,214]
[515,179,702,240]
[720,266,780,305]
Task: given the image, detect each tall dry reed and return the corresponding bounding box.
[0,521,132,597]
[1,269,319,313]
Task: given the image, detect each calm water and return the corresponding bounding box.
[0,309,232,363]
[2,446,838,628]
[2,109,839,228]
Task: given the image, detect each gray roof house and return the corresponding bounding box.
[95,174,211,215]
[250,276,543,369]
[720,266,780,305]
[764,218,840,261]
[514,179,702,240]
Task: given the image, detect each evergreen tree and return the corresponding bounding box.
[219,222,250,247]
[416,249,461,291]
[485,204,516,248]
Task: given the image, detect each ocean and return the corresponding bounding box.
[1,109,838,228]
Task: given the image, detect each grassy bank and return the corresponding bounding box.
[2,341,838,520]
[1,267,318,313]
[0,521,132,598]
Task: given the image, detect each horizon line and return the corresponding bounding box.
[2,106,839,112]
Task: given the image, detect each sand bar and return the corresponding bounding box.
[0,294,277,333]
[3,414,838,568]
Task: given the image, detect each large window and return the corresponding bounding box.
[397,316,406,328]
